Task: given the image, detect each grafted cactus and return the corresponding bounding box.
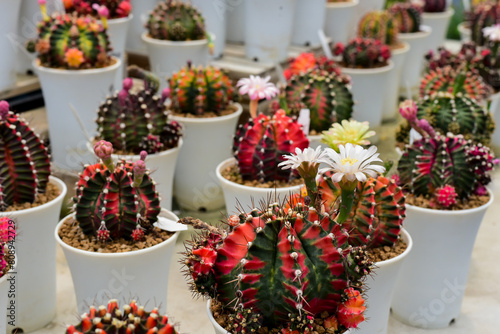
[388,2,423,33]
[146,0,206,41]
[232,110,309,183]
[284,69,354,133]
[333,37,391,68]
[96,69,182,154]
[470,2,500,45]
[423,0,447,12]
[319,175,405,249]
[357,10,400,46]
[181,201,371,333]
[28,12,112,69]
[63,0,132,19]
[65,299,178,334]
[283,53,341,81]
[73,141,161,242]
[168,63,236,116]
[0,101,50,211]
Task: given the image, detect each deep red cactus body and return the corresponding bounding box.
[232,110,309,183]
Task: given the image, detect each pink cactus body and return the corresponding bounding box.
[436,185,458,207]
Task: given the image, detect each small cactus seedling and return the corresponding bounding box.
[283,52,341,80]
[333,37,391,68]
[470,2,500,45]
[357,10,400,47]
[388,2,423,33]
[28,12,112,69]
[284,68,354,133]
[0,101,51,211]
[423,0,447,12]
[65,299,178,334]
[167,63,236,116]
[96,68,182,154]
[73,141,161,242]
[232,110,309,183]
[63,0,132,19]
[146,0,206,41]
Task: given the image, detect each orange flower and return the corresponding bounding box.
[324,315,339,331]
[337,288,366,328]
[35,39,50,54]
[285,53,317,80]
[63,0,73,9]
[65,48,85,68]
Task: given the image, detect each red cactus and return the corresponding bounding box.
[436,185,458,207]
[337,288,366,329]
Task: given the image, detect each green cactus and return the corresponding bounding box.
[146,0,206,41]
[470,2,500,45]
[357,10,400,46]
[388,2,423,33]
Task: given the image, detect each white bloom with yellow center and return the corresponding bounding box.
[319,143,385,183]
[279,146,327,170]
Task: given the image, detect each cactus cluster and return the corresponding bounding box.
[146,0,206,41]
[66,299,178,334]
[333,37,391,68]
[357,10,400,46]
[63,0,132,19]
[388,2,423,33]
[0,101,51,211]
[96,69,182,155]
[283,69,354,133]
[283,52,340,81]
[422,0,447,13]
[232,110,309,183]
[181,201,371,333]
[28,12,112,69]
[72,141,161,242]
[469,2,500,45]
[167,63,236,116]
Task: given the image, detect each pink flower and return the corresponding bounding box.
[236,75,279,101]
[92,4,109,18]
[0,101,9,120]
[399,100,418,122]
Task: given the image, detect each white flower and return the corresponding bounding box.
[483,24,500,42]
[236,75,279,101]
[279,147,327,170]
[319,144,385,183]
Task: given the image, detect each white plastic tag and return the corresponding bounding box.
[154,216,188,232]
[298,109,311,136]
[318,29,334,60]
[409,128,422,145]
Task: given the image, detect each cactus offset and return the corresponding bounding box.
[357,10,400,46]
[284,69,354,133]
[63,0,132,19]
[73,142,161,242]
[29,12,112,69]
[168,63,236,116]
[0,101,51,211]
[96,69,182,154]
[65,299,178,334]
[146,0,206,41]
[388,2,423,33]
[232,110,309,183]
[423,0,447,12]
[181,201,371,333]
[334,37,391,68]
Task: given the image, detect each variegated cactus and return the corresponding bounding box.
[333,37,391,68]
[388,2,423,33]
[357,10,400,46]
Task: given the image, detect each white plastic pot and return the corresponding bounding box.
[391,192,494,329]
[0,177,67,332]
[34,58,121,171]
[0,0,21,91]
[356,229,413,334]
[225,0,245,43]
[142,33,209,90]
[398,25,432,95]
[56,209,180,315]
[457,22,471,43]
[382,43,410,121]
[324,0,359,45]
[127,0,161,54]
[341,61,394,128]
[489,89,500,116]
[107,15,133,90]
[422,8,454,53]
[216,158,303,215]
[244,0,297,63]
[292,0,326,47]
[171,104,243,211]
[1,255,16,334]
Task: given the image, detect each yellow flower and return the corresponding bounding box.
[65,48,84,68]
[321,119,375,152]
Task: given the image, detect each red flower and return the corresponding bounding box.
[337,288,366,328]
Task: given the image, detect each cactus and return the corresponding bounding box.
[388,2,423,33]
[63,0,132,19]
[96,69,182,155]
[65,299,178,334]
[357,10,400,46]
[470,2,500,45]
[232,110,309,183]
[420,65,492,101]
[29,12,112,69]
[167,63,236,116]
[333,37,391,68]
[318,175,405,249]
[283,53,341,81]
[0,101,51,211]
[423,0,447,12]
[397,133,497,200]
[180,201,371,333]
[72,141,161,242]
[283,68,354,133]
[146,0,206,41]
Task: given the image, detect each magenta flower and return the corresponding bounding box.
[236,75,279,101]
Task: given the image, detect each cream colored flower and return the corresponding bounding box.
[321,120,375,151]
